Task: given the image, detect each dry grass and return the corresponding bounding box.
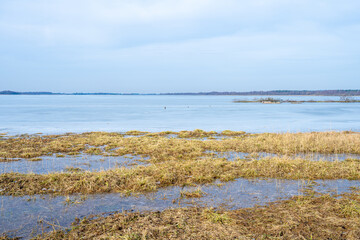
[0,236,19,240]
[1,130,360,196]
[1,131,359,162]
[180,187,207,199]
[2,157,360,196]
[33,191,360,240]
[0,130,360,162]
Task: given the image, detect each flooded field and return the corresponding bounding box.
[0,154,149,174]
[1,130,360,239]
[209,151,360,162]
[2,178,359,239]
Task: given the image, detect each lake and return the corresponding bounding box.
[0,95,359,135]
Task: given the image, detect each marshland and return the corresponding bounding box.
[1,128,360,239]
[1,95,360,239]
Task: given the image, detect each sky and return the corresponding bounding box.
[0,0,359,93]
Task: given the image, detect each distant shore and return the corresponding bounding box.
[1,89,360,96]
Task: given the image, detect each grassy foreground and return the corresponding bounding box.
[1,130,360,196]
[31,191,360,240]
[1,130,360,239]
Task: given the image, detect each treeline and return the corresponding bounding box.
[0,91,144,95]
[0,90,53,95]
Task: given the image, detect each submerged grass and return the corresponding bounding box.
[2,157,360,196]
[180,187,207,199]
[34,191,360,239]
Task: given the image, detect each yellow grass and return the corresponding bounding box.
[1,157,360,196]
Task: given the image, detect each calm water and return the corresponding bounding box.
[0,154,149,174]
[0,95,360,134]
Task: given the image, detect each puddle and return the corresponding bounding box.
[206,151,276,160]
[1,178,359,239]
[0,154,149,174]
[207,151,360,162]
[295,153,360,161]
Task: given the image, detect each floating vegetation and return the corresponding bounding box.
[64,167,84,173]
[27,158,42,162]
[180,187,207,199]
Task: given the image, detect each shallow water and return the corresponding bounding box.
[209,151,360,162]
[1,150,359,175]
[1,95,360,134]
[0,154,148,174]
[1,178,359,239]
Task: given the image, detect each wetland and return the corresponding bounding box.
[1,130,360,239]
[1,95,360,239]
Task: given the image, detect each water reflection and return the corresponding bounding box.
[0,154,149,174]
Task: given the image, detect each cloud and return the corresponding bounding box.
[0,0,360,92]
[1,0,359,48]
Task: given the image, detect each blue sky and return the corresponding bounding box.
[0,0,359,93]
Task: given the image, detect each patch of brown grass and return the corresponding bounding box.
[180,187,207,199]
[1,131,360,162]
[2,157,360,196]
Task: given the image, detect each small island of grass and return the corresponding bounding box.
[233,97,360,104]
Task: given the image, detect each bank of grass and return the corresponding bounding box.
[233,97,360,104]
[1,131,360,161]
[33,191,360,239]
[2,157,360,196]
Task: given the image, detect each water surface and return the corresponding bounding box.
[1,95,359,134]
[0,154,148,174]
